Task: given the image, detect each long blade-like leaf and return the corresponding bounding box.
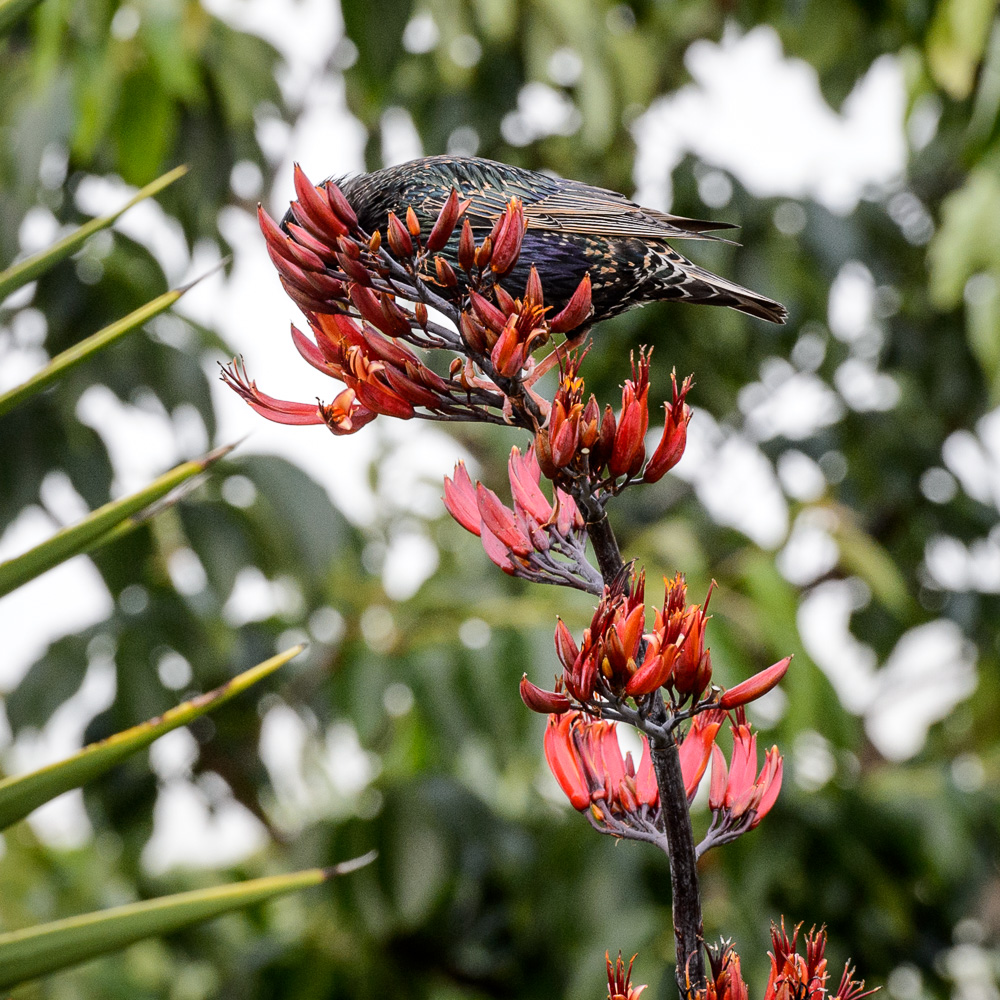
[0,260,226,417]
[0,854,376,989]
[0,165,188,302]
[0,0,43,34]
[0,444,233,598]
[0,290,180,417]
[0,645,304,831]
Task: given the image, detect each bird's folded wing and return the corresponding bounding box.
[439,177,741,243]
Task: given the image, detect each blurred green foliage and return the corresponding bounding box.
[1,0,999,998]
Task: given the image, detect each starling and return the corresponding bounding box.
[286,155,787,329]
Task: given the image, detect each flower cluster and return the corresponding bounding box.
[543,712,664,847]
[698,711,783,857]
[231,165,602,439]
[608,952,648,1000]
[671,924,874,1000]
[541,707,779,856]
[443,445,602,592]
[763,923,875,1000]
[533,352,693,493]
[230,162,859,1000]
[521,568,790,715]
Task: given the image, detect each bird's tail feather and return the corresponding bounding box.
[655,253,788,325]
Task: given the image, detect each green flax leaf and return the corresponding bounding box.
[0,260,225,417]
[0,855,376,989]
[0,165,188,303]
[0,290,179,417]
[0,444,233,598]
[0,645,304,831]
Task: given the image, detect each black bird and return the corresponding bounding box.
[289,155,787,328]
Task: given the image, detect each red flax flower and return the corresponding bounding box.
[221,358,377,436]
[644,369,694,482]
[702,943,749,1000]
[607,952,648,1000]
[543,712,666,849]
[689,928,873,1000]
[442,446,602,593]
[609,351,651,479]
[697,711,783,857]
[224,306,472,434]
[765,923,876,1000]
[549,568,719,705]
[677,709,726,804]
[630,573,716,701]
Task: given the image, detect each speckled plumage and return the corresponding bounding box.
[303,155,787,328]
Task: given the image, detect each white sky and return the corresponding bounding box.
[0,13,984,861]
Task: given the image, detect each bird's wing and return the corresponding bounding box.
[518,184,736,243]
[412,167,740,243]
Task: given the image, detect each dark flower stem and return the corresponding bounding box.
[650,719,706,998]
[574,492,626,583]
[576,488,706,998]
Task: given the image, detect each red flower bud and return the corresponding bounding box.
[709,743,728,811]
[644,371,693,483]
[544,714,590,810]
[434,256,458,286]
[257,204,294,260]
[494,284,516,314]
[293,163,348,239]
[625,643,679,697]
[323,180,358,230]
[475,236,493,269]
[336,252,373,285]
[718,656,791,710]
[508,446,552,523]
[520,675,571,714]
[458,219,476,270]
[443,462,481,535]
[490,199,525,276]
[284,237,327,273]
[480,522,516,574]
[470,291,508,333]
[426,188,463,253]
[405,205,421,238]
[491,317,527,377]
[476,484,530,555]
[524,265,544,308]
[580,395,601,449]
[279,275,336,315]
[337,236,362,259]
[386,212,414,257]
[550,406,581,468]
[609,399,646,478]
[752,753,783,826]
[290,324,329,373]
[286,222,334,260]
[554,619,580,673]
[533,427,557,479]
[349,284,388,332]
[550,273,593,334]
[459,311,489,353]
